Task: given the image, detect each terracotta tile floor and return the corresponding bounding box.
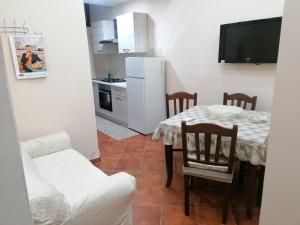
[93,131,261,225]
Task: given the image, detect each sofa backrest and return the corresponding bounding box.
[21,132,72,159]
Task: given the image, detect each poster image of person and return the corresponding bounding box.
[20,45,44,72]
[9,35,47,79]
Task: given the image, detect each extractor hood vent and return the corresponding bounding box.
[99,39,118,44]
[92,19,118,45]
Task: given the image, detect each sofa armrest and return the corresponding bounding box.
[65,172,136,225]
[21,132,72,159]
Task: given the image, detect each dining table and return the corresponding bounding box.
[152,105,271,218]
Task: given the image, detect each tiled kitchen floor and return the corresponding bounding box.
[93,131,261,225]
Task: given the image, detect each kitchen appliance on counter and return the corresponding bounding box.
[126,57,165,135]
[98,84,112,112]
[100,78,126,83]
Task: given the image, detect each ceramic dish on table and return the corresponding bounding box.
[206,105,244,118]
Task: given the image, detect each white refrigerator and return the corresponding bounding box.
[126,57,165,134]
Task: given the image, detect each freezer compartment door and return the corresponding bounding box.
[127,77,146,133]
[126,57,145,78]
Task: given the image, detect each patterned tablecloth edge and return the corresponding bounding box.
[152,126,267,166]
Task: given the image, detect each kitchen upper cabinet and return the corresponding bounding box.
[117,12,149,54]
[91,20,118,54]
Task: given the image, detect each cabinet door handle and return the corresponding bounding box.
[123,49,130,53]
[115,97,122,101]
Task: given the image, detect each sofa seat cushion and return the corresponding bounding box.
[33,149,108,213]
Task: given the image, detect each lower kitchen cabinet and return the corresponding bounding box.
[112,94,128,124]
[111,85,128,125]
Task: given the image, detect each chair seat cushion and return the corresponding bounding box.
[187,152,229,172]
[183,166,233,183]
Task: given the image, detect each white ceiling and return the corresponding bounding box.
[84,0,132,6]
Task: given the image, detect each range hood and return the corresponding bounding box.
[99,39,118,44]
[92,20,118,44]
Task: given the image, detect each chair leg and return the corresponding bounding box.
[239,161,246,187]
[246,165,258,219]
[165,145,173,188]
[189,177,194,190]
[222,183,232,224]
[184,175,190,216]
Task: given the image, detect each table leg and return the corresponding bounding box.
[239,161,247,187]
[246,164,258,219]
[165,145,173,188]
[256,166,265,207]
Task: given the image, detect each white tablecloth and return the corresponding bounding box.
[152,106,271,165]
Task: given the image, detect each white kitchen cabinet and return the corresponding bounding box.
[111,86,127,97]
[112,94,128,124]
[91,20,118,54]
[116,12,149,54]
[111,86,128,124]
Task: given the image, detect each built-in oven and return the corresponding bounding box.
[99,84,112,112]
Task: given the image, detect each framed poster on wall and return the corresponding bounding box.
[9,35,47,79]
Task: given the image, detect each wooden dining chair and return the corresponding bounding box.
[166,92,198,118]
[223,92,257,111]
[181,122,238,224]
[223,92,257,187]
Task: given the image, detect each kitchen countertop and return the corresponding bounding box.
[92,79,127,89]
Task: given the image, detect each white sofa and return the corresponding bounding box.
[21,132,136,225]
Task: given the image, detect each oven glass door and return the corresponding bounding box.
[99,89,112,112]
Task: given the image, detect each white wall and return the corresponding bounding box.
[0,39,33,225]
[0,0,99,159]
[260,0,300,224]
[90,4,115,21]
[87,27,97,79]
[91,0,284,110]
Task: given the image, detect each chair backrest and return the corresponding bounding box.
[181,122,238,174]
[166,92,197,118]
[223,92,257,110]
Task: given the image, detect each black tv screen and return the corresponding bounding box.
[218,17,282,64]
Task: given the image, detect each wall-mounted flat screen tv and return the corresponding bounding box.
[218,17,282,64]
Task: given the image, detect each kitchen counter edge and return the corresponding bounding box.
[92,80,127,89]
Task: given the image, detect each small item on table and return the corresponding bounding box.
[207,105,244,118]
[248,115,269,123]
[181,117,195,122]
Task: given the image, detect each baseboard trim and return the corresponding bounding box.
[90,157,101,164]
